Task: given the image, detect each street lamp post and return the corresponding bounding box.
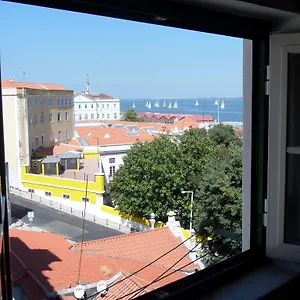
[181,190,194,239]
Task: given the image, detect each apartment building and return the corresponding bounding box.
[1,78,74,188]
[74,91,120,121]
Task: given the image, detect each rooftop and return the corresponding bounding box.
[10,227,196,299]
[75,92,116,100]
[1,78,67,91]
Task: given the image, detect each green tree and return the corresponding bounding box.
[109,135,192,224]
[122,109,144,122]
[208,124,242,147]
[193,142,242,264]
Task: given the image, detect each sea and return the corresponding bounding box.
[120,97,243,123]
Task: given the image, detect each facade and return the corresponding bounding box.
[1,78,74,188]
[74,92,120,121]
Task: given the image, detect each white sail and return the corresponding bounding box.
[163,101,166,107]
[132,102,136,108]
[146,101,149,107]
[157,101,160,108]
[168,102,172,108]
[220,100,225,109]
[195,101,199,106]
[214,100,219,105]
[173,101,178,108]
[148,102,152,109]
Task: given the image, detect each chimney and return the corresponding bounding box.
[149,213,155,229]
[166,211,182,238]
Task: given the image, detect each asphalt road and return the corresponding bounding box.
[9,194,122,242]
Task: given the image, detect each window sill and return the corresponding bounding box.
[138,251,300,300]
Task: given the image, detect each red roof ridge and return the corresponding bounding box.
[11,248,49,294]
[73,226,168,249]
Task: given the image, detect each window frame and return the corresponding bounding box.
[267,33,300,261]
[57,112,61,122]
[65,111,68,121]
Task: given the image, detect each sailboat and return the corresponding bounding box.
[168,102,172,108]
[163,101,166,107]
[173,101,178,108]
[132,102,136,108]
[195,100,199,106]
[148,101,152,109]
[154,101,160,108]
[220,100,225,109]
[145,101,149,107]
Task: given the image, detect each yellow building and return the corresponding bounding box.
[2,78,74,189]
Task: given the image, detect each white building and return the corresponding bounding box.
[74,91,120,121]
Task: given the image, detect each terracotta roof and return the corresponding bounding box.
[75,126,155,146]
[1,78,67,91]
[75,92,115,99]
[136,112,215,122]
[36,141,81,156]
[72,227,195,272]
[9,228,195,300]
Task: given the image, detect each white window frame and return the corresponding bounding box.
[267,32,300,262]
[58,129,62,140]
[57,112,61,122]
[65,111,69,121]
[41,133,45,144]
[49,112,53,123]
[48,98,52,106]
[65,128,69,139]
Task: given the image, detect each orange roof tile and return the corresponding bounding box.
[2,78,67,91]
[75,126,155,146]
[72,227,196,272]
[36,142,81,156]
[9,228,195,300]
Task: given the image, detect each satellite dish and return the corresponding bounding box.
[74,284,85,299]
[96,280,108,295]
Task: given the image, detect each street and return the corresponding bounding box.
[9,194,122,242]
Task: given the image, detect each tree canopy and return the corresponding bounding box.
[122,109,144,122]
[109,124,243,262]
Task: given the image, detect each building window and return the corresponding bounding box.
[65,98,68,105]
[102,104,104,108]
[109,165,116,177]
[97,104,99,108]
[48,98,52,106]
[57,112,61,122]
[85,104,87,109]
[58,130,62,140]
[45,191,52,196]
[102,114,105,119]
[57,98,60,106]
[91,114,94,120]
[41,134,45,144]
[34,98,37,106]
[107,113,110,119]
[34,113,37,124]
[107,104,109,108]
[114,113,117,119]
[35,136,38,146]
[91,104,93,108]
[68,98,72,105]
[65,111,68,121]
[79,104,81,109]
[97,114,100,119]
[32,162,38,168]
[109,158,115,163]
[63,194,70,199]
[50,131,54,142]
[65,128,69,139]
[40,98,44,106]
[28,189,34,193]
[49,113,53,123]
[79,114,82,120]
[82,197,89,202]
[114,103,116,108]
[40,112,44,124]
[85,114,88,120]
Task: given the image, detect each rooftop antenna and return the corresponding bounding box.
[77,175,89,285]
[86,73,90,94]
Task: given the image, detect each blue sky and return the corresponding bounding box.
[0,2,242,98]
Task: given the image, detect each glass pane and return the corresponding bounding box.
[285,53,300,244]
[285,154,300,244]
[286,53,300,147]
